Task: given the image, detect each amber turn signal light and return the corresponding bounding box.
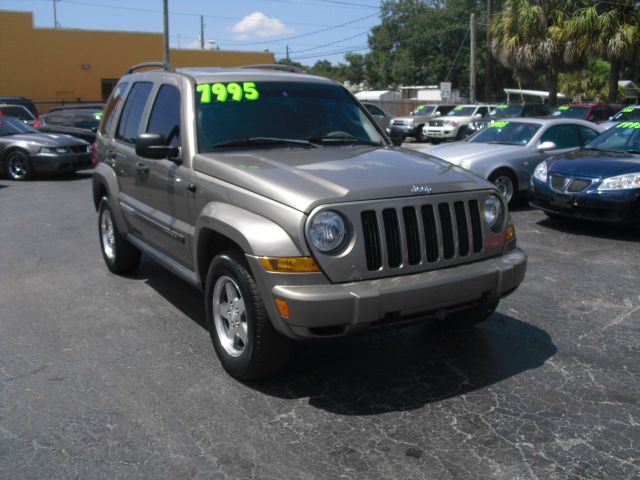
[259,256,320,273]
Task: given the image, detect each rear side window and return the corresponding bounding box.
[100,82,128,136]
[0,106,33,121]
[541,124,580,149]
[578,126,600,145]
[116,82,152,144]
[146,84,181,147]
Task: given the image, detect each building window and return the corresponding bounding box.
[101,79,119,100]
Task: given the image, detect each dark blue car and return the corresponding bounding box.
[529,122,640,224]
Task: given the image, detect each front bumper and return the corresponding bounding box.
[529,181,640,224]
[30,152,92,173]
[252,249,527,339]
[425,126,460,139]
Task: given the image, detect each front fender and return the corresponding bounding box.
[195,202,304,258]
[92,163,128,234]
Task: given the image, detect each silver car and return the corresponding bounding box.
[418,118,605,204]
[0,116,91,180]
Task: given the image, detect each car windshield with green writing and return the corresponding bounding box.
[552,106,589,119]
[469,121,542,146]
[195,81,385,152]
[411,105,436,116]
[584,122,640,153]
[610,107,640,122]
[446,106,476,116]
[489,104,524,117]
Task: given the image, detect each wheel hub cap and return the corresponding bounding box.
[212,276,247,357]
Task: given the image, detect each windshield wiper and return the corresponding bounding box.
[212,137,318,149]
[308,132,382,146]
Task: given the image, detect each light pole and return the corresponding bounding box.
[163,0,170,64]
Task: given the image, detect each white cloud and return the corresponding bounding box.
[231,12,294,41]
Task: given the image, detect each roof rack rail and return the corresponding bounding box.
[127,62,175,74]
[240,64,306,74]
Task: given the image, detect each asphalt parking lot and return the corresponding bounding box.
[1,171,639,480]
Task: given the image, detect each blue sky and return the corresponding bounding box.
[0,0,381,64]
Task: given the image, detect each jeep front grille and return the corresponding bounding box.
[361,200,484,272]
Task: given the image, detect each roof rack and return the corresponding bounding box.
[240,64,306,74]
[127,62,175,74]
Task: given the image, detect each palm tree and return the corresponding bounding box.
[492,0,588,106]
[563,2,640,102]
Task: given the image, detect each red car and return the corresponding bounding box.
[551,103,619,123]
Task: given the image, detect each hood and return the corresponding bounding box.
[193,146,492,212]
[422,142,527,164]
[393,114,431,122]
[8,133,88,147]
[547,149,640,177]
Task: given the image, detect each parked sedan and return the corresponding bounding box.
[36,107,103,143]
[418,118,604,204]
[0,116,92,180]
[529,122,640,224]
[550,103,618,124]
[599,105,640,130]
[0,104,37,126]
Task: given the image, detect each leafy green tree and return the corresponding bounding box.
[491,0,589,106]
[559,59,615,102]
[563,1,640,102]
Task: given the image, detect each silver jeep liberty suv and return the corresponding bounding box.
[93,62,527,379]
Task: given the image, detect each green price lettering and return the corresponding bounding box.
[616,121,640,129]
[558,106,570,111]
[243,82,260,100]
[197,82,261,103]
[489,121,510,128]
[622,108,634,113]
[196,84,211,104]
[454,106,463,111]
[212,83,228,102]
[497,104,509,109]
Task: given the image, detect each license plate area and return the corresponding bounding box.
[550,193,574,208]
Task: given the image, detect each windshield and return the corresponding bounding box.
[196,81,384,152]
[0,116,38,135]
[469,121,541,146]
[584,123,640,153]
[447,106,476,116]
[490,104,523,117]
[412,105,436,116]
[552,106,589,119]
[610,107,640,122]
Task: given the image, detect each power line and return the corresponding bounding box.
[445,25,470,81]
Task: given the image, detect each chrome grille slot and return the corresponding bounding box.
[469,199,483,253]
[454,201,470,256]
[421,204,439,263]
[402,207,421,265]
[438,203,455,260]
[382,208,402,268]
[361,211,381,271]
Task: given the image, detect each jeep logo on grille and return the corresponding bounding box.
[411,184,432,194]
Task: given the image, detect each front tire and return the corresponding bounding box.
[204,251,290,380]
[489,169,518,205]
[97,197,141,274]
[415,125,427,142]
[4,150,32,181]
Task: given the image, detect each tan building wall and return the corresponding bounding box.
[0,10,275,111]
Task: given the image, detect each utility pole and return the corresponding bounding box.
[485,0,493,101]
[470,13,477,103]
[286,45,290,61]
[200,15,205,49]
[53,0,59,28]
[163,0,170,64]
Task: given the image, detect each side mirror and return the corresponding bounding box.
[135,132,180,160]
[388,127,404,146]
[434,111,441,117]
[537,141,557,152]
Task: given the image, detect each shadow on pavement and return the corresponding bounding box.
[251,315,555,414]
[130,257,556,415]
[537,216,639,241]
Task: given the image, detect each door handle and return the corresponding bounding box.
[135,161,149,173]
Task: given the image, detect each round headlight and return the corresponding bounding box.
[309,210,348,253]
[484,195,504,231]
